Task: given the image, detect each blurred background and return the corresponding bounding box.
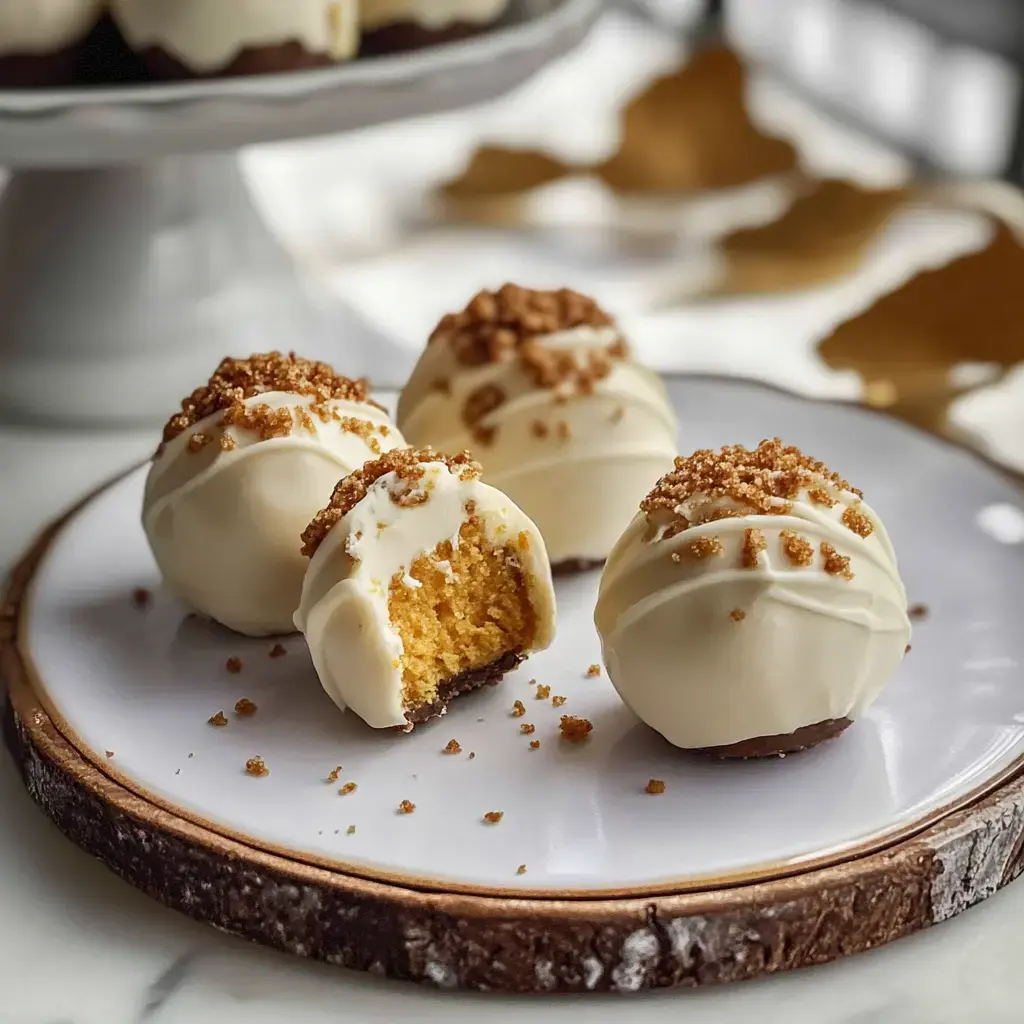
[3,0,1024,561]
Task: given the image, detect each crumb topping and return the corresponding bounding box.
[560,716,593,743]
[780,530,814,567]
[687,536,723,559]
[536,684,551,699]
[821,542,854,579]
[531,420,549,439]
[462,383,505,446]
[511,700,526,718]
[301,449,480,556]
[842,505,874,537]
[398,799,416,814]
[586,664,601,677]
[730,608,746,622]
[162,352,373,443]
[208,711,228,727]
[483,811,504,824]
[269,643,287,659]
[429,284,616,366]
[245,756,269,777]
[741,528,766,568]
[226,657,242,674]
[643,438,860,532]
[646,779,666,795]
[234,698,257,717]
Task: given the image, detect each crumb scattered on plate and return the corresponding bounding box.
[909,603,929,620]
[245,756,269,777]
[529,740,540,750]
[208,711,228,727]
[339,782,357,796]
[347,825,356,835]
[398,799,416,814]
[646,779,666,795]
[516,864,527,875]
[444,738,463,754]
[520,723,536,735]
[483,811,504,824]
[730,608,746,622]
[325,766,343,783]
[905,644,912,654]
[105,750,114,759]
[131,588,151,610]
[234,698,257,717]
[552,695,566,707]
[535,684,551,699]
[511,700,526,718]
[559,715,593,743]
[269,643,287,658]
[468,752,476,760]
[226,656,243,674]
[586,664,601,677]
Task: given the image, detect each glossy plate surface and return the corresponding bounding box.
[20,378,1024,896]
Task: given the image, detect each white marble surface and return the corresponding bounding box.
[3,10,1024,1022]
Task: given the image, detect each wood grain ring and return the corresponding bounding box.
[4,472,1024,994]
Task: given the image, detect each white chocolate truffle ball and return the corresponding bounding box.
[295,449,556,730]
[143,352,405,637]
[595,439,911,756]
[397,284,678,569]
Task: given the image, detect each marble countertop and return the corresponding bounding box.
[4,11,1024,1022]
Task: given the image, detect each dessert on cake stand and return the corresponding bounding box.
[0,0,599,426]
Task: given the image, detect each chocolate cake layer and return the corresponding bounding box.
[405,648,524,725]
[0,50,80,88]
[694,717,853,759]
[359,20,491,57]
[140,42,339,81]
[551,557,605,576]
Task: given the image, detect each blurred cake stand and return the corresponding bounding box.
[0,0,599,426]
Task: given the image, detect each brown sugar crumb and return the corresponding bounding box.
[517,864,527,874]
[301,449,480,557]
[443,739,463,754]
[295,406,318,435]
[560,715,593,743]
[325,766,343,783]
[431,377,451,395]
[219,433,237,452]
[730,608,746,622]
[429,284,615,369]
[187,432,212,453]
[531,420,549,439]
[462,383,505,446]
[520,723,536,735]
[234,698,257,717]
[398,799,416,814]
[225,657,243,674]
[909,603,929,620]
[687,536,723,559]
[842,505,874,538]
[245,756,269,777]
[483,811,504,824]
[105,750,114,759]
[905,644,912,654]
[741,528,767,569]
[162,352,372,444]
[536,684,551,699]
[645,779,666,795]
[643,438,860,534]
[530,740,541,749]
[808,487,837,507]
[339,782,358,796]
[517,530,531,553]
[511,700,526,718]
[208,711,228,727]
[821,542,854,580]
[131,587,151,610]
[780,530,814,567]
[552,695,567,707]
[269,643,287,659]
[586,664,601,678]
[347,825,356,835]
[556,420,572,443]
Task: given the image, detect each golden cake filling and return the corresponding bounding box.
[388,517,537,712]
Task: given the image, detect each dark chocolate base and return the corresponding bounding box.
[405,649,524,726]
[140,42,340,81]
[693,717,853,760]
[551,557,606,576]
[0,49,81,88]
[359,20,493,56]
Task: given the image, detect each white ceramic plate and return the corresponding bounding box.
[18,377,1024,897]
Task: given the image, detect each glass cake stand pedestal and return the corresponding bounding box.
[0,0,598,425]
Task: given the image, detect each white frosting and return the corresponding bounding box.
[143,391,404,637]
[595,482,911,749]
[0,0,104,55]
[397,326,679,566]
[360,0,509,33]
[111,0,359,72]
[294,460,556,729]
